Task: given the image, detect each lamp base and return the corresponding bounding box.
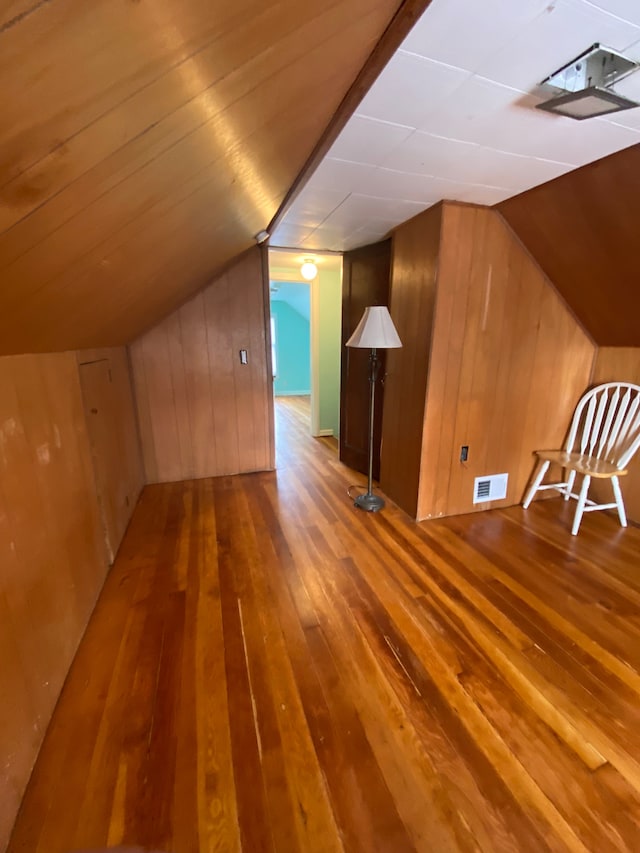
[353,492,385,512]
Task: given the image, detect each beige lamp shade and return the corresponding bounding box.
[346,306,402,349]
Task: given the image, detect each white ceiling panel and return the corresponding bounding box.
[379,132,485,180]
[604,108,640,130]
[450,183,514,205]
[345,166,461,204]
[274,0,640,253]
[417,79,562,153]
[380,131,572,188]
[284,188,349,228]
[554,116,640,163]
[342,225,398,250]
[356,51,470,128]
[418,77,640,162]
[584,0,640,27]
[303,157,377,194]
[323,193,427,226]
[476,0,640,92]
[401,0,553,71]
[270,222,315,248]
[327,115,414,166]
[604,62,640,127]
[300,226,353,251]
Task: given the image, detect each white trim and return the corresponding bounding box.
[318,429,334,437]
[310,274,321,437]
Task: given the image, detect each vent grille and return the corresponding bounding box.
[476,480,491,499]
[473,473,508,504]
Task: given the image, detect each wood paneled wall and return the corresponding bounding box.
[0,355,102,845]
[592,348,640,525]
[498,144,640,347]
[380,205,442,517]
[131,247,275,483]
[341,239,391,479]
[0,0,411,355]
[78,348,144,563]
[0,347,143,849]
[382,202,596,520]
[418,204,595,519]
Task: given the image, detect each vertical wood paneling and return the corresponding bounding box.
[0,346,144,849]
[77,347,144,563]
[592,347,640,524]
[131,247,274,483]
[340,240,391,479]
[0,0,410,355]
[382,202,596,520]
[380,205,442,517]
[416,205,476,520]
[178,296,219,478]
[418,204,596,519]
[0,352,106,850]
[203,272,241,475]
[498,145,640,346]
[138,324,184,483]
[228,250,271,474]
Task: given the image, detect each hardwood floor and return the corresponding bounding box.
[8,398,640,852]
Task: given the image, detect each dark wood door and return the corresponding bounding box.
[340,239,391,479]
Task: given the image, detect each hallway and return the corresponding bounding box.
[8,398,640,852]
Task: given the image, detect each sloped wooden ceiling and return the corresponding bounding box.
[498,143,640,347]
[0,0,423,355]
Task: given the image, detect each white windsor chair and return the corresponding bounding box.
[522,382,640,535]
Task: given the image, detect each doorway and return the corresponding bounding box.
[270,279,312,445]
[270,281,311,398]
[268,249,343,452]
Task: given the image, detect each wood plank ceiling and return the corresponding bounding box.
[0,0,417,355]
[498,143,640,346]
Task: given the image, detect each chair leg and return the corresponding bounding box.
[564,469,576,501]
[572,474,591,536]
[611,476,627,528]
[523,460,550,509]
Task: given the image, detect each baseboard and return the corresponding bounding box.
[318,429,334,437]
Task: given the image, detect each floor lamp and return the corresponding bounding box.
[346,305,402,512]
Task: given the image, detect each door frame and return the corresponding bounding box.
[268,249,342,438]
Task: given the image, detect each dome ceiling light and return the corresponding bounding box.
[300,259,318,280]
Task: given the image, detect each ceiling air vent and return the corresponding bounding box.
[473,473,508,505]
[535,43,640,120]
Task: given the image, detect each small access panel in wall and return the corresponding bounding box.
[473,473,508,504]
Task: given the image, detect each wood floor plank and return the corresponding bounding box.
[7,396,640,852]
[192,479,242,853]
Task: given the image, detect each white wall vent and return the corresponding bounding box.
[473,473,508,504]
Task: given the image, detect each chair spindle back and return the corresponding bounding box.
[566,383,640,470]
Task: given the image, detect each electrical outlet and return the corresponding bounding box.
[460,445,469,462]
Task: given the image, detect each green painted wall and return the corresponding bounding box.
[317,268,342,438]
[271,301,310,396]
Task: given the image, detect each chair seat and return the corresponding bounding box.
[534,450,628,479]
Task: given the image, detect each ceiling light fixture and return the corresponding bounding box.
[535,43,640,120]
[300,259,318,280]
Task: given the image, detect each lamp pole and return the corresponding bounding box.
[354,348,384,512]
[346,305,402,513]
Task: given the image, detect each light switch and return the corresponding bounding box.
[239,349,248,365]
